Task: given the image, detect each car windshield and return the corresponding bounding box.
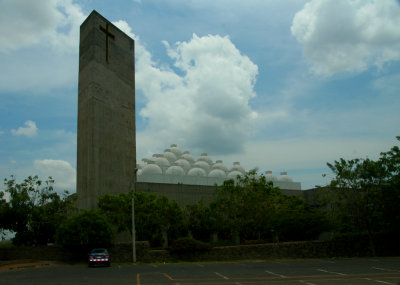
[91,249,107,254]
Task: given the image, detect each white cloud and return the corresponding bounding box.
[33,159,76,192]
[136,33,258,155]
[0,0,85,92]
[11,120,38,137]
[113,20,136,39]
[0,0,85,53]
[0,130,4,135]
[291,0,400,76]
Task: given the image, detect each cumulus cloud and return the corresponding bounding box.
[0,0,85,53]
[135,33,258,155]
[33,159,76,192]
[291,0,400,76]
[11,120,38,137]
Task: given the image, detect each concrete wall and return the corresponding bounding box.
[77,11,136,210]
[138,173,301,190]
[136,182,309,206]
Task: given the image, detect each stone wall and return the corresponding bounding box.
[2,234,399,263]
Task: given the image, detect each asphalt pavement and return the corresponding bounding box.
[1,257,400,285]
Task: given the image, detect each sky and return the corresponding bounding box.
[0,0,399,192]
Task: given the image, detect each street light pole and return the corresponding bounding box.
[132,191,136,263]
[132,169,137,263]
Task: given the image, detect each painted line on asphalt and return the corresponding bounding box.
[373,267,400,273]
[265,270,286,278]
[196,264,204,267]
[163,273,174,280]
[136,273,140,285]
[317,268,347,276]
[299,280,316,285]
[215,272,229,279]
[366,276,396,285]
[373,280,395,285]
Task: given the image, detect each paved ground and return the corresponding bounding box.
[1,257,400,285]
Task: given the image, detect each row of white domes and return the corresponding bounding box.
[137,144,293,182]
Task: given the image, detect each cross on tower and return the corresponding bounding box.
[99,23,115,63]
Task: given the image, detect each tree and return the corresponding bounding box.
[185,199,217,242]
[1,175,71,245]
[98,192,132,234]
[97,191,186,248]
[211,172,331,243]
[55,210,114,249]
[325,136,400,245]
[211,172,283,242]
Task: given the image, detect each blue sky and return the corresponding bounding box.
[0,0,399,191]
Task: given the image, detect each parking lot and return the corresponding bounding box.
[1,257,400,285]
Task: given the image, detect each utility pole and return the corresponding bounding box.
[132,169,137,263]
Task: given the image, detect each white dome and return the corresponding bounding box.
[208,169,226,178]
[229,162,245,174]
[163,149,177,164]
[154,155,170,169]
[174,159,191,173]
[227,170,244,179]
[142,162,162,175]
[197,153,213,165]
[212,160,228,172]
[187,167,207,177]
[194,160,211,173]
[181,151,195,165]
[170,144,182,158]
[165,164,185,176]
[265,171,277,182]
[278,172,293,182]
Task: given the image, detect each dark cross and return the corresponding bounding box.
[99,23,115,63]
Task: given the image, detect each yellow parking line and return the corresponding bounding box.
[137,273,140,285]
[163,273,174,280]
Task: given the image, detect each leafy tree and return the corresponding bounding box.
[325,136,400,254]
[326,137,400,235]
[55,210,114,249]
[97,191,186,247]
[185,199,217,241]
[151,195,186,247]
[98,192,132,234]
[211,172,284,241]
[211,172,331,243]
[1,175,71,245]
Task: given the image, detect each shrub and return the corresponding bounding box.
[169,237,211,254]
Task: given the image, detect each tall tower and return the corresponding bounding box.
[77,11,136,209]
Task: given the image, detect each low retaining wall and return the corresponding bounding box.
[1,234,399,263]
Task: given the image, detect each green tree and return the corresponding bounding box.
[1,175,71,245]
[325,136,400,250]
[55,210,114,249]
[98,192,132,234]
[212,172,282,242]
[185,199,217,242]
[212,172,331,243]
[97,191,186,247]
[152,195,186,247]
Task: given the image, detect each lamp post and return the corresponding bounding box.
[132,169,137,263]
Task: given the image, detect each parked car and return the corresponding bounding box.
[88,248,111,267]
